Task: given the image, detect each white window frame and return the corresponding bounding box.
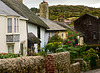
[7,17,19,34]
[7,18,12,33]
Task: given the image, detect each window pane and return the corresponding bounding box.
[8,18,12,33]
[14,18,16,33]
[8,45,14,53]
[17,19,19,33]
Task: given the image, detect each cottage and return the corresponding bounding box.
[0,0,27,55]
[74,14,100,45]
[1,0,49,53]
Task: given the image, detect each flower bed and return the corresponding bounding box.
[0,53,19,59]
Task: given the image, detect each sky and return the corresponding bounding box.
[23,0,100,8]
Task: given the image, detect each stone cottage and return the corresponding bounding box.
[74,14,100,45]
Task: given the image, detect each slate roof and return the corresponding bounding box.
[74,13,98,23]
[39,17,66,31]
[56,22,74,31]
[0,0,26,19]
[1,0,49,29]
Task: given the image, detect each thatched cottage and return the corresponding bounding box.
[0,0,27,55]
[1,0,49,53]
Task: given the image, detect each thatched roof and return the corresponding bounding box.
[28,32,41,44]
[1,0,49,29]
[39,17,66,31]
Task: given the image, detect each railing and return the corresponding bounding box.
[6,34,20,42]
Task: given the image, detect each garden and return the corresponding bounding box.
[42,30,100,71]
[0,30,100,72]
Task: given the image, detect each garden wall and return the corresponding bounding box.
[96,59,100,68]
[70,62,80,73]
[0,56,45,73]
[0,52,80,73]
[44,52,70,73]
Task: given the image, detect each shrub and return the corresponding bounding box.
[45,42,62,53]
[83,48,99,69]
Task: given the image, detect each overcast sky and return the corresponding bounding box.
[23,0,100,8]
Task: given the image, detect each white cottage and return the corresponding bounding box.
[0,0,27,55]
[1,0,49,53]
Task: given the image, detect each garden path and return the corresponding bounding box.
[81,69,100,73]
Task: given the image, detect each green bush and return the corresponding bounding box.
[83,48,99,69]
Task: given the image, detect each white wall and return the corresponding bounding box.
[44,32,49,45]
[44,31,56,45]
[28,23,46,52]
[0,15,8,53]
[40,27,45,48]
[0,15,27,55]
[20,20,27,56]
[28,23,38,53]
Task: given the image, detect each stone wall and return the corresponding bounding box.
[96,59,100,68]
[44,52,70,73]
[0,52,80,73]
[0,56,45,73]
[70,62,80,73]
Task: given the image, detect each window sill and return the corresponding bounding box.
[6,33,20,35]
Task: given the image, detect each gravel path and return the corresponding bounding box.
[81,69,100,73]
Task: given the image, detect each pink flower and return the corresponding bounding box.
[73,39,75,41]
[76,32,78,34]
[79,45,80,46]
[75,44,77,46]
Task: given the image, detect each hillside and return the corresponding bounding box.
[30,5,100,20]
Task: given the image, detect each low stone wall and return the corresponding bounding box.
[70,62,80,73]
[96,59,100,68]
[0,56,45,73]
[44,52,70,73]
[0,52,80,73]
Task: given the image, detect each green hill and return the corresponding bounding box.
[30,5,100,20]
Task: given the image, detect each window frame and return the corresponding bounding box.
[7,18,12,33]
[7,17,19,34]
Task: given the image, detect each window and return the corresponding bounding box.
[93,34,96,39]
[17,19,19,33]
[14,18,16,33]
[7,18,19,33]
[62,33,64,39]
[8,45,14,53]
[89,20,92,25]
[8,18,12,33]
